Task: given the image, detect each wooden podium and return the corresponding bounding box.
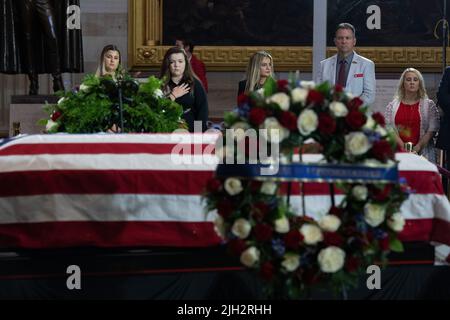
[9,95,58,137]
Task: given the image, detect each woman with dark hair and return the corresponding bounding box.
[160,46,208,132]
[95,44,123,79]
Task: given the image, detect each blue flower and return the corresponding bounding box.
[355,214,368,233]
[372,228,387,239]
[271,238,286,257]
[363,129,381,143]
[236,104,250,118]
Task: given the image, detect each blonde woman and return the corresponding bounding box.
[385,67,440,163]
[237,51,274,98]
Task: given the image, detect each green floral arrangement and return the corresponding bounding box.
[40,74,185,133]
[204,78,410,299]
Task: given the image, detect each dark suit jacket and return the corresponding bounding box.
[436,67,450,150]
[237,79,246,98]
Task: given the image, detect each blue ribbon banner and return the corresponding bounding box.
[216,162,399,183]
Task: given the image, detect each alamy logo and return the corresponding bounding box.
[66,265,81,290]
[366,265,381,290]
[66,5,81,30]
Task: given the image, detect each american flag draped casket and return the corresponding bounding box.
[0,133,449,249]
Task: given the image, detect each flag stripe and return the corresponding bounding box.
[0,143,215,156]
[0,170,215,196]
[0,221,221,248]
[0,170,442,197]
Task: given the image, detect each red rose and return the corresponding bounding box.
[51,111,62,121]
[371,184,393,202]
[307,90,324,105]
[345,110,367,130]
[323,232,344,246]
[334,84,344,93]
[329,206,344,217]
[348,97,364,110]
[284,229,303,250]
[345,256,361,272]
[277,79,289,92]
[252,202,270,221]
[254,223,274,242]
[372,112,386,127]
[364,230,373,243]
[371,140,394,162]
[228,238,247,256]
[318,113,337,135]
[206,178,222,193]
[302,268,321,285]
[237,93,249,107]
[217,199,234,218]
[249,181,263,192]
[249,108,267,126]
[260,261,275,281]
[279,111,298,131]
[445,253,450,264]
[379,237,390,251]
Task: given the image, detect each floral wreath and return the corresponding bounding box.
[40,74,186,133]
[204,78,409,299]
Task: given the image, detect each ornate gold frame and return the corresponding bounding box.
[128,0,450,72]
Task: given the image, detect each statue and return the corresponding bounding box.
[18,0,64,94]
[0,0,84,95]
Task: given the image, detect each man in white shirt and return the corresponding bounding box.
[316,23,376,106]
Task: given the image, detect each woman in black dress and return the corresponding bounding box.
[237,51,274,99]
[160,47,209,132]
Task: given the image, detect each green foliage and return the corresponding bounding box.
[42,74,185,133]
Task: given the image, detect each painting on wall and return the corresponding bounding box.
[162,0,314,46]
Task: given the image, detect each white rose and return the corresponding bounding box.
[387,212,405,232]
[46,119,58,131]
[297,109,318,136]
[363,116,376,130]
[291,88,308,104]
[346,92,355,100]
[319,215,341,232]
[224,178,243,196]
[352,185,368,201]
[363,159,383,167]
[300,80,316,89]
[345,132,371,156]
[214,215,226,239]
[231,122,251,141]
[231,218,252,239]
[153,88,164,98]
[300,224,323,245]
[260,181,277,195]
[364,203,386,227]
[240,247,260,268]
[330,101,348,117]
[254,87,265,98]
[262,117,289,143]
[375,125,387,137]
[281,254,300,272]
[274,216,290,234]
[318,246,346,273]
[79,84,89,92]
[57,97,67,105]
[268,92,290,111]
